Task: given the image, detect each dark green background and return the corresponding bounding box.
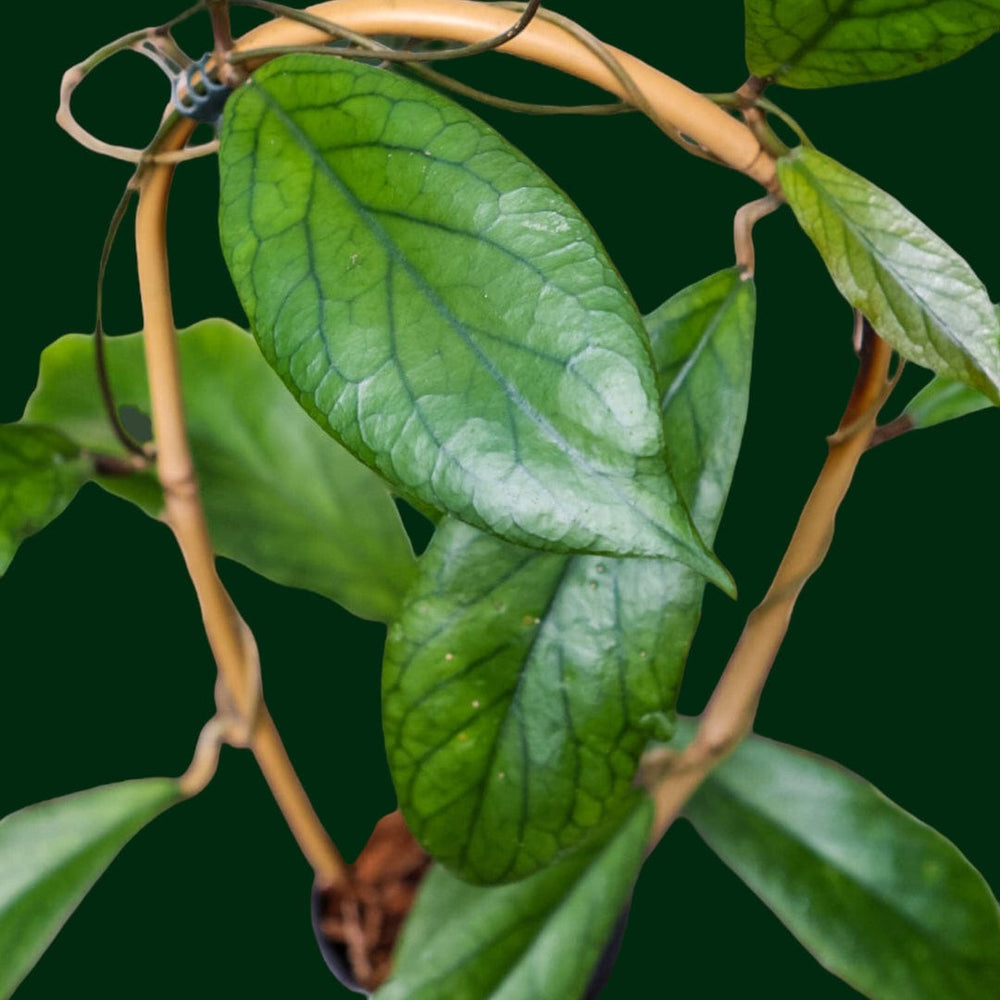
[3,2,997,996]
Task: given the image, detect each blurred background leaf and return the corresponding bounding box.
[22,321,416,622]
[0,779,182,997]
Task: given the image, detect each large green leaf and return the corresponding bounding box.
[218,54,729,589]
[375,795,651,1000]
[23,320,415,622]
[0,778,181,997]
[383,270,755,883]
[0,424,90,574]
[779,147,1000,404]
[681,723,1000,998]
[745,0,1000,87]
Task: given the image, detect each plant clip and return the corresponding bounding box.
[172,52,233,124]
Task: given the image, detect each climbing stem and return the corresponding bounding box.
[134,116,348,891]
[235,0,544,63]
[645,327,895,846]
[229,0,778,189]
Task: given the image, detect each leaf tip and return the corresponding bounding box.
[696,547,737,599]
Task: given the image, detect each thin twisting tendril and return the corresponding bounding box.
[704,91,813,150]
[409,62,633,116]
[496,1,725,163]
[57,1,222,164]
[229,0,391,52]
[229,1,632,116]
[229,0,541,63]
[93,183,149,458]
[500,1,651,112]
[754,97,813,148]
[230,1,645,113]
[227,0,722,163]
[88,109,220,458]
[62,0,742,171]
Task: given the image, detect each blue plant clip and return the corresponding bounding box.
[171,53,233,124]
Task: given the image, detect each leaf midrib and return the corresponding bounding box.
[250,84,603,467]
[244,74,696,557]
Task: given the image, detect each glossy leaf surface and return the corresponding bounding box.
[383,271,754,882]
[744,0,1000,87]
[0,424,89,574]
[0,779,181,997]
[374,795,651,1000]
[218,55,727,585]
[23,320,414,622]
[682,723,1000,998]
[779,148,1000,404]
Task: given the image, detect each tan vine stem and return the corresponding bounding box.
[406,62,632,116]
[230,0,778,190]
[238,0,545,63]
[134,117,348,891]
[645,328,895,845]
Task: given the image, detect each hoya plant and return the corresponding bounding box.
[2,1,998,996]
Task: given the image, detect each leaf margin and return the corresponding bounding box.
[679,720,1000,999]
[0,777,183,998]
